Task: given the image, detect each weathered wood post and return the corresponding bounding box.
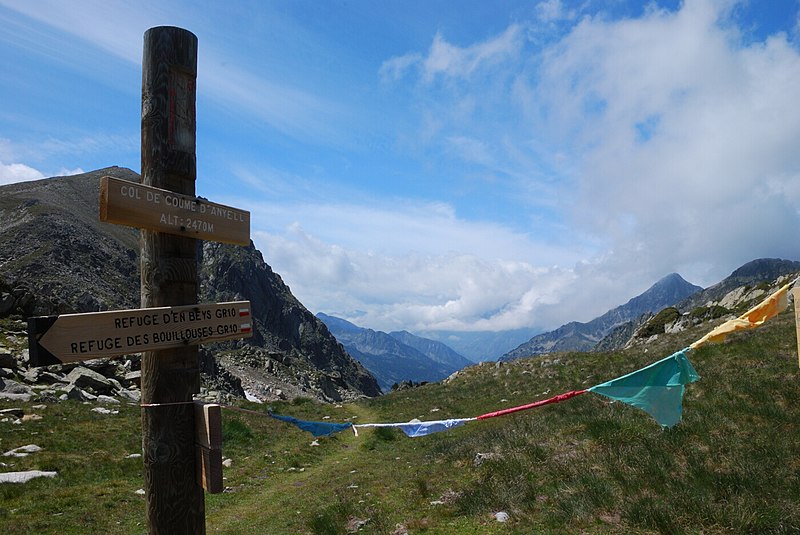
[140,26,204,533]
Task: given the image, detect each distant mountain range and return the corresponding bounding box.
[500,273,703,361]
[417,327,542,362]
[317,313,472,392]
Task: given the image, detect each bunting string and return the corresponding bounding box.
[238,279,798,437]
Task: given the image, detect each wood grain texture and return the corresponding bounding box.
[139,26,205,534]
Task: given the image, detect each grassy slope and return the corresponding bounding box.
[2,308,799,534]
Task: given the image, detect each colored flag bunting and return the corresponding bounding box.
[588,349,699,428]
[263,281,798,438]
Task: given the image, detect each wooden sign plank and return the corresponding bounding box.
[100,176,250,245]
[28,301,252,366]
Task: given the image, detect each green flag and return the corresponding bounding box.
[588,349,699,428]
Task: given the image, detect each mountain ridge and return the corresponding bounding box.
[500,272,702,361]
[317,312,471,391]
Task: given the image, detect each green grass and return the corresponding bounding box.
[2,308,800,533]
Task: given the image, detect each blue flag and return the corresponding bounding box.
[269,411,353,437]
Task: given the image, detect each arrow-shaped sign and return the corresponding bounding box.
[28,301,252,366]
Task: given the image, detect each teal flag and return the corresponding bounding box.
[588,349,699,428]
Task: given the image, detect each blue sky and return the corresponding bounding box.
[2,0,800,335]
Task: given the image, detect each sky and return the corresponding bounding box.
[1,0,800,336]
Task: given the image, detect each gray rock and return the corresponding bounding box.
[65,366,112,393]
[0,392,32,402]
[0,350,15,369]
[0,470,57,483]
[123,370,141,386]
[0,378,33,395]
[97,395,120,404]
[0,292,14,315]
[3,444,42,457]
[63,384,93,401]
[0,408,24,419]
[117,389,141,403]
[36,371,65,384]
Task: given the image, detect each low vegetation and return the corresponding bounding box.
[2,308,799,533]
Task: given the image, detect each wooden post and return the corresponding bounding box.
[140,26,204,534]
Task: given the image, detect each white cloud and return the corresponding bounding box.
[253,225,580,332]
[381,24,524,85]
[518,0,800,279]
[0,161,45,185]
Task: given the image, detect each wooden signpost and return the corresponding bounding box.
[28,301,251,366]
[100,176,250,245]
[25,26,254,533]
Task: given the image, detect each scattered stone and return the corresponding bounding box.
[0,350,16,369]
[32,404,48,410]
[0,392,31,402]
[0,470,57,484]
[222,458,233,468]
[134,489,146,495]
[64,384,93,402]
[36,371,64,384]
[345,517,370,533]
[0,378,33,395]
[91,407,119,415]
[117,389,141,403]
[494,511,510,522]
[125,453,142,459]
[473,452,502,467]
[4,444,42,457]
[97,395,120,404]
[21,414,42,422]
[310,440,320,447]
[0,408,24,419]
[65,367,112,393]
[391,524,409,535]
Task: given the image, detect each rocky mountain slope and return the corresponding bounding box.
[608,259,800,352]
[317,313,471,392]
[0,168,379,402]
[501,273,702,361]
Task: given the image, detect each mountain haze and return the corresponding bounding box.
[317,313,471,391]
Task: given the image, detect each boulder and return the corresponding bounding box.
[0,349,15,369]
[65,366,112,393]
[0,378,33,395]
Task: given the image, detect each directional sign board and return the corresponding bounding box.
[28,301,252,366]
[100,176,250,245]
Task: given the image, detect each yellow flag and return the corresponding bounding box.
[690,281,792,349]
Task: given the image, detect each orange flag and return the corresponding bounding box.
[690,281,793,350]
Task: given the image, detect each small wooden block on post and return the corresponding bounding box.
[793,287,800,368]
[194,401,223,494]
